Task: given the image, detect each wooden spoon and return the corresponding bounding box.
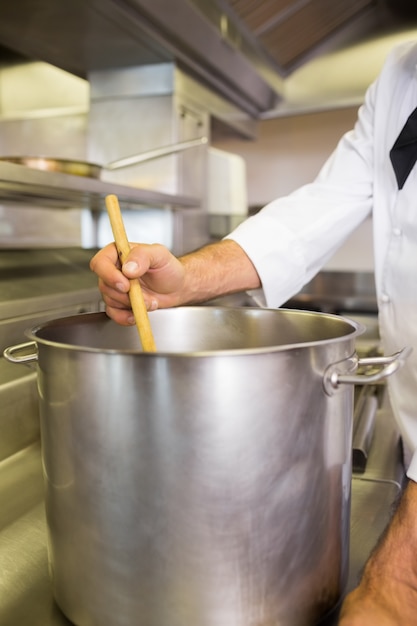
[105,194,157,352]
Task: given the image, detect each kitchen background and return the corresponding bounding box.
[1,3,416,625]
[0,0,416,269]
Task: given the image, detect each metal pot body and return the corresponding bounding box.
[21,308,360,626]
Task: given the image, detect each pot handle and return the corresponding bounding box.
[324,346,411,395]
[3,341,38,364]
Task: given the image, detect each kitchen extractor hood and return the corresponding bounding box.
[0,0,415,118]
[217,0,386,76]
[222,0,417,114]
[0,0,281,117]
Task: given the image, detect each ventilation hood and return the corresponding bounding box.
[0,0,415,117]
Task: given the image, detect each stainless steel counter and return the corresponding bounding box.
[0,402,404,626]
[349,404,404,580]
[283,271,378,315]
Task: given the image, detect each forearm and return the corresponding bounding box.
[178,238,261,304]
[339,479,417,624]
[90,238,261,322]
[362,480,417,580]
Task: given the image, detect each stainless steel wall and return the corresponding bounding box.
[0,61,89,247]
[85,63,210,253]
[0,61,211,253]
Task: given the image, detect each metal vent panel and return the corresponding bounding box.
[229,0,376,72]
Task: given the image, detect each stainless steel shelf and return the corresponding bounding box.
[0,162,199,211]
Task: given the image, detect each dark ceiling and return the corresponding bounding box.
[221,0,414,75]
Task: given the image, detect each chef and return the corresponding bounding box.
[91,6,417,624]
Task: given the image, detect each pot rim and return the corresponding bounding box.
[24,308,365,357]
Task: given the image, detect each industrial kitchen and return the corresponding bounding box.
[1,2,417,625]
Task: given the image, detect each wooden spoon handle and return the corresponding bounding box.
[105,194,157,352]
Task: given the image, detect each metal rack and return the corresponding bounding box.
[0,161,199,211]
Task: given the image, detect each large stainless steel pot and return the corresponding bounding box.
[3,307,408,626]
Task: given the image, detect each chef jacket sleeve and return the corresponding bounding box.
[225,79,377,308]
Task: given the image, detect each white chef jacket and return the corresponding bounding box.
[227,40,417,480]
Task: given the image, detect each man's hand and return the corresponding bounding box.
[90,242,186,325]
[90,239,261,325]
